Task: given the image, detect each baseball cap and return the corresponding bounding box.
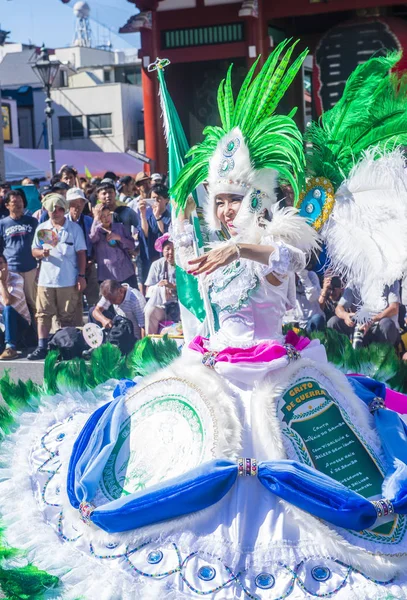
[52,181,70,191]
[96,178,116,192]
[117,175,133,192]
[151,173,162,183]
[67,187,87,202]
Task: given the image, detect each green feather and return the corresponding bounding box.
[0,404,13,437]
[89,343,129,386]
[240,39,291,133]
[42,351,60,396]
[232,55,260,126]
[0,564,59,599]
[223,64,234,130]
[307,51,406,186]
[54,358,89,392]
[217,78,227,130]
[171,38,306,209]
[262,49,308,119]
[0,372,40,412]
[251,41,299,127]
[127,335,180,378]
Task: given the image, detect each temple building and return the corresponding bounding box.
[121,0,407,171]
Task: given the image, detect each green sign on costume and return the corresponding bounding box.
[280,378,407,542]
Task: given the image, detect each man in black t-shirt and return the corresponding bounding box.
[0,190,38,315]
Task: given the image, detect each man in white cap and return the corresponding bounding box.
[151,173,163,184]
[28,193,87,360]
[67,187,99,323]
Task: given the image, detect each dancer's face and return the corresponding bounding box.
[215,193,242,236]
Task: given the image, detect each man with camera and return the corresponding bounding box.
[328,281,401,346]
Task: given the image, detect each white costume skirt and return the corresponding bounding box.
[0,345,406,600]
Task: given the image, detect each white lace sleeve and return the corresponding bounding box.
[170,220,195,270]
[261,240,306,281]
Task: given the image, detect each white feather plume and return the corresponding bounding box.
[322,148,407,319]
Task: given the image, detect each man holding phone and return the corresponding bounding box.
[28,194,87,360]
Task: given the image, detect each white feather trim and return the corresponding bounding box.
[261,206,321,255]
[383,458,407,500]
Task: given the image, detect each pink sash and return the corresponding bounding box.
[189,330,311,365]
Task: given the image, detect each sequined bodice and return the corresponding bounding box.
[208,259,290,350]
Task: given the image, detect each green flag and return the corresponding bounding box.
[152,58,213,340]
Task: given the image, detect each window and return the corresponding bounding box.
[59,69,69,88]
[115,66,141,86]
[103,69,112,83]
[162,23,244,49]
[87,113,112,136]
[59,115,84,139]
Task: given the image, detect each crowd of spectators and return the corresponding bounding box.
[284,264,406,351]
[0,169,406,361]
[0,168,176,360]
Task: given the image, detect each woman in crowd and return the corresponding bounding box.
[89,204,138,288]
[144,233,177,334]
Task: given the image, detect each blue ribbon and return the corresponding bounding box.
[67,376,407,533]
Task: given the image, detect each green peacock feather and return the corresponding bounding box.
[171,39,308,210]
[306,51,407,189]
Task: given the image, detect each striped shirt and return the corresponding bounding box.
[0,272,31,324]
[97,284,146,338]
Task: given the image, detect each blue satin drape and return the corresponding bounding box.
[67,376,407,533]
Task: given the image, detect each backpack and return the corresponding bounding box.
[48,327,88,360]
[105,315,135,355]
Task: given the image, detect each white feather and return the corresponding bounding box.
[383,458,407,500]
[322,148,407,319]
[262,205,321,255]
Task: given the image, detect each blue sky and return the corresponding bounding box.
[1,0,140,50]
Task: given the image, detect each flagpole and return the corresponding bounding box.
[150,57,215,340]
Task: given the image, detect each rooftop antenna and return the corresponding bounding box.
[73,1,92,48]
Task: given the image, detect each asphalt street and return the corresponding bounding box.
[0,350,44,385]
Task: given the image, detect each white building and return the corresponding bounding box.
[0,44,143,154]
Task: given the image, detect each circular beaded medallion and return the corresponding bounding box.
[311,566,331,582]
[198,565,216,581]
[255,572,275,589]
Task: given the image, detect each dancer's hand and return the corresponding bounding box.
[188,244,238,276]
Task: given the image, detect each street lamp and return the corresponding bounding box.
[31,45,61,177]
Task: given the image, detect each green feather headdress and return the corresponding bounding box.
[306,51,407,190]
[170,39,308,212]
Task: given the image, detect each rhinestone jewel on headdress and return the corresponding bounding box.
[79,501,95,525]
[198,565,216,581]
[249,189,267,213]
[223,137,240,157]
[218,157,235,176]
[147,550,163,564]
